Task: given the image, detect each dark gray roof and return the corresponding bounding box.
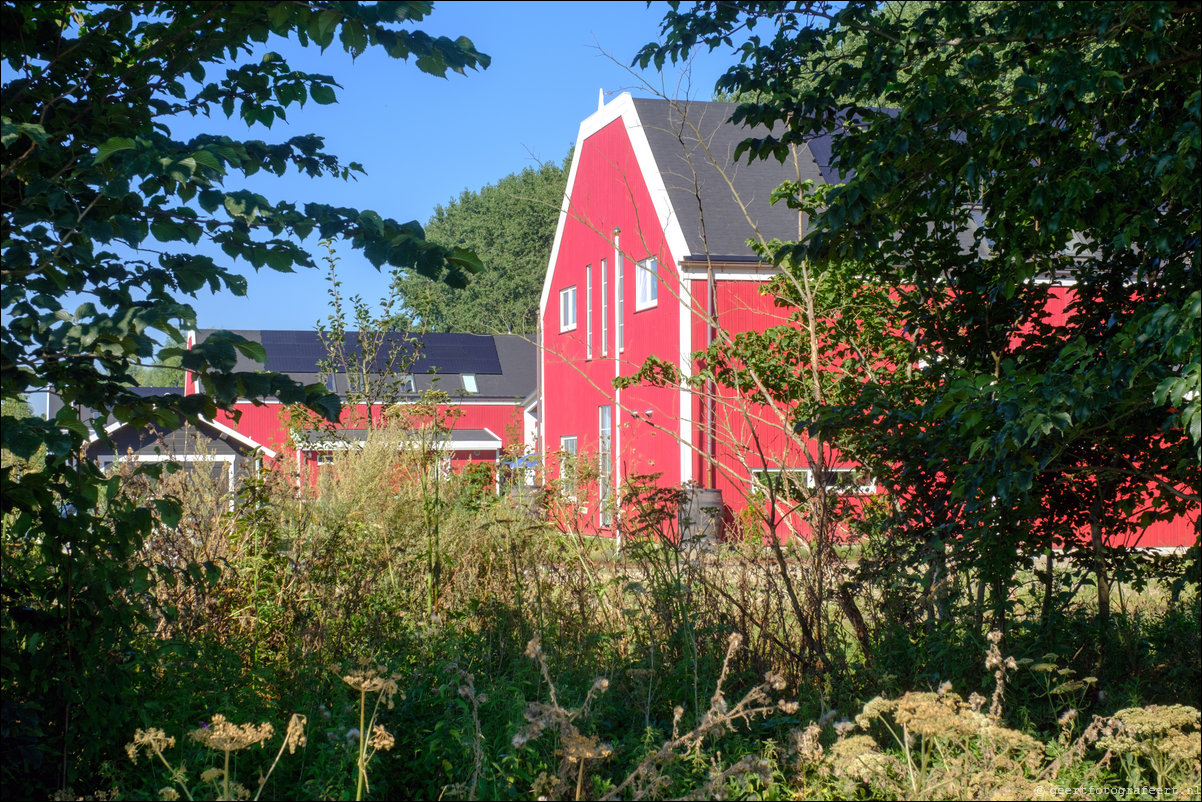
[631,98,831,261]
[629,100,987,263]
[39,386,186,426]
[194,330,535,402]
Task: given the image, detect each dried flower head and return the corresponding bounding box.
[341,665,401,707]
[200,768,225,784]
[830,735,896,784]
[285,713,307,754]
[157,788,180,802]
[189,714,274,752]
[368,725,395,752]
[126,728,176,764]
[793,722,825,765]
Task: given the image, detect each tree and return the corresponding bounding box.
[0,3,486,793]
[316,240,422,429]
[397,156,569,334]
[641,2,1200,643]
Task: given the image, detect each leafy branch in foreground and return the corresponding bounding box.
[1,2,485,795]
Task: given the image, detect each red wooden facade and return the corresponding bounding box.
[537,94,1197,548]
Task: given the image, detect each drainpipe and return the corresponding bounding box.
[706,263,717,489]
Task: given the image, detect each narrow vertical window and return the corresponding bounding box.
[560,435,578,499]
[600,259,609,356]
[559,285,577,331]
[598,405,612,526]
[615,231,624,352]
[636,257,658,310]
[585,265,593,359]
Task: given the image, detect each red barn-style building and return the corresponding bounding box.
[537,93,1196,548]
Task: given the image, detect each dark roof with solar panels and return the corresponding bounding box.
[192,330,535,401]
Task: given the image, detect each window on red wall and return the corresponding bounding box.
[559,285,577,332]
[560,435,578,499]
[598,405,612,526]
[636,257,658,310]
[615,231,625,352]
[586,266,593,359]
[601,259,608,356]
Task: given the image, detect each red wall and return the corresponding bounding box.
[542,117,684,533]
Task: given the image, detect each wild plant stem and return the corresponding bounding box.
[356,689,367,802]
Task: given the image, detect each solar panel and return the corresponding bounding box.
[257,331,502,375]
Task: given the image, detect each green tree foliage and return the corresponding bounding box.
[0,2,486,793]
[641,2,1200,637]
[399,156,569,334]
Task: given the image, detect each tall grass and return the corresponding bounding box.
[17,418,1200,799]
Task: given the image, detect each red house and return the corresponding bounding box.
[184,329,536,485]
[537,94,1196,548]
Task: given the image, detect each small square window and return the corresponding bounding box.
[462,374,478,394]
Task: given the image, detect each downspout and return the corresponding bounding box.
[707,263,717,489]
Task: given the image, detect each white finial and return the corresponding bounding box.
[598,88,605,111]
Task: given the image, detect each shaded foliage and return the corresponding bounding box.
[0,2,487,794]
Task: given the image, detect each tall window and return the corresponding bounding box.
[560,435,578,499]
[615,232,624,352]
[598,405,613,526]
[636,257,658,310]
[585,265,593,359]
[600,259,608,356]
[559,285,577,331]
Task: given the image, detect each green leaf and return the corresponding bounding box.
[93,137,136,164]
[310,83,337,105]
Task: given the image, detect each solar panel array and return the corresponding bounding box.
[258,331,502,375]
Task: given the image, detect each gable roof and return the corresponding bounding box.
[629,98,832,262]
[190,330,536,402]
[86,414,277,460]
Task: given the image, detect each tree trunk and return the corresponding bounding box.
[1089,496,1111,646]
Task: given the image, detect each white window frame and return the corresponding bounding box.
[598,405,613,526]
[559,435,578,499]
[461,374,478,394]
[585,265,593,359]
[615,232,624,352]
[751,467,876,500]
[635,257,658,311]
[559,285,577,332]
[600,259,608,356]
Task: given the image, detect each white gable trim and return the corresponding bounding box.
[539,93,694,347]
[88,415,277,460]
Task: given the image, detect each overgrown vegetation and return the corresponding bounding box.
[5,423,1198,799]
[4,1,1199,799]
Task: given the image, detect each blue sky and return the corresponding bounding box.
[184,1,747,331]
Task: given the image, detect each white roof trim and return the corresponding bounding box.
[539,93,693,332]
[297,427,503,454]
[87,415,277,460]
